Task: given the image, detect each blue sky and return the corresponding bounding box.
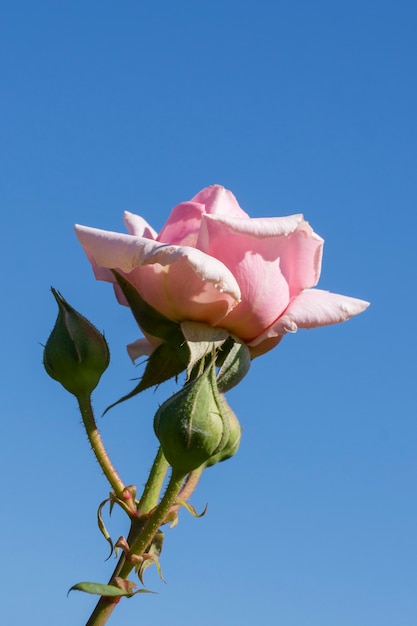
[1,1,416,625]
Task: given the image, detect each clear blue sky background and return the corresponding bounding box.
[1,2,416,625]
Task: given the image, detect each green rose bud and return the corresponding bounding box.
[43,288,110,398]
[154,364,229,475]
[205,394,241,467]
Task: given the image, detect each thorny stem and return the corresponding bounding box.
[136,446,169,515]
[85,469,186,626]
[77,394,135,513]
[124,469,186,568]
[172,467,204,514]
[77,402,205,626]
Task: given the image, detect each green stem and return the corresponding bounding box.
[137,446,169,515]
[85,592,122,626]
[77,394,131,507]
[85,470,186,626]
[122,469,185,573]
[178,467,203,503]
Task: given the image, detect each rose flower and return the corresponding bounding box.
[75,185,369,358]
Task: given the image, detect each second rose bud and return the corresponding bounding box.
[153,364,241,475]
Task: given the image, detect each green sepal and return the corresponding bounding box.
[139,341,190,390]
[112,270,182,342]
[104,341,189,414]
[67,581,154,597]
[216,338,251,392]
[180,321,229,378]
[204,394,241,467]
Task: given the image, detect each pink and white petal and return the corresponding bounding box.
[157,201,205,246]
[75,225,153,274]
[277,222,324,296]
[281,289,370,328]
[75,224,241,325]
[248,335,284,358]
[196,214,307,340]
[191,185,250,218]
[74,226,117,284]
[124,212,157,239]
[199,213,322,295]
[127,337,159,362]
[113,282,129,306]
[124,244,241,325]
[251,289,370,345]
[198,212,305,243]
[219,252,290,341]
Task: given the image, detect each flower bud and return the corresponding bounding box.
[43,288,110,397]
[154,365,228,475]
[205,395,241,467]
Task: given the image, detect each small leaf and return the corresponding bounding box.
[167,511,179,528]
[97,498,114,560]
[68,582,133,597]
[153,558,166,584]
[176,498,208,518]
[68,581,155,597]
[138,531,164,585]
[109,497,116,515]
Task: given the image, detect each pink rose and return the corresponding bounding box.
[75,185,369,359]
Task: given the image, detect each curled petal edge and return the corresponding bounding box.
[250,289,370,346]
[191,184,250,218]
[123,211,158,239]
[74,225,242,306]
[136,243,242,302]
[200,212,308,239]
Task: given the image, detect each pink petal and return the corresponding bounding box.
[75,225,145,283]
[124,211,157,239]
[157,201,206,247]
[196,213,311,341]
[277,221,324,296]
[191,185,250,218]
[74,224,241,327]
[248,335,284,358]
[127,337,159,362]
[251,289,370,345]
